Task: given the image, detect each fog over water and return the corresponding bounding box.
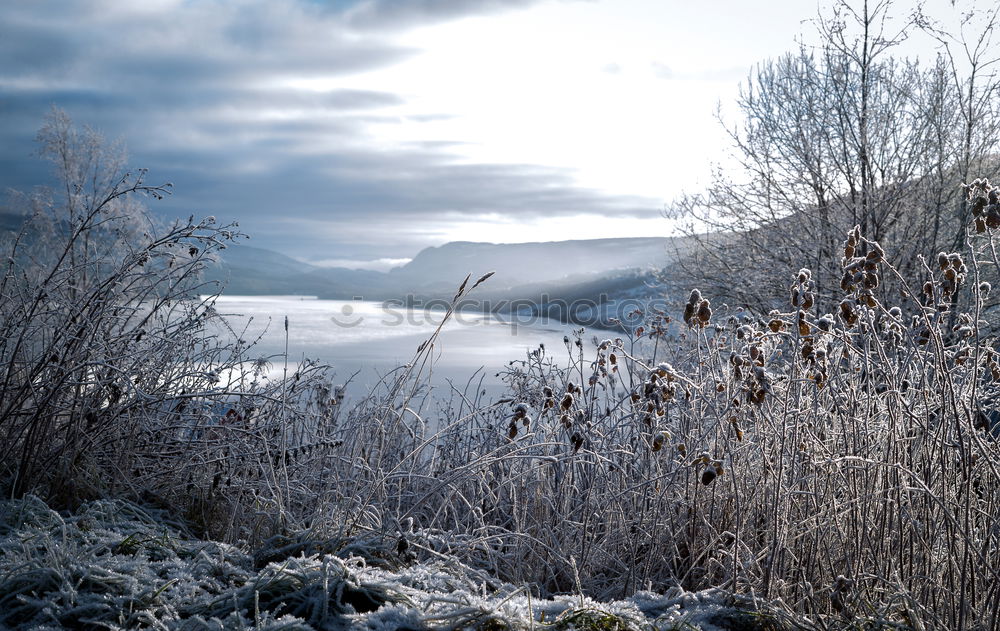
[210,295,596,395]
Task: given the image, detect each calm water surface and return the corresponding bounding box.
[210,296,595,395]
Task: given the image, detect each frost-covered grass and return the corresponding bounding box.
[0,494,796,630]
[5,115,1000,629]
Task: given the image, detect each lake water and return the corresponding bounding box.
[210,296,596,395]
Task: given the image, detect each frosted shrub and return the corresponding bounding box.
[5,111,1000,630]
[301,214,1000,629]
[0,111,336,543]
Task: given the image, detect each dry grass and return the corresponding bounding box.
[4,112,1000,629]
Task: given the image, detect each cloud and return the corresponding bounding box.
[342,0,543,31]
[0,0,663,263]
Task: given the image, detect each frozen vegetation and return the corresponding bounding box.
[7,1,1000,625]
[4,116,1000,627]
[0,494,788,630]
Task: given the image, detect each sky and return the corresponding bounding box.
[0,0,948,270]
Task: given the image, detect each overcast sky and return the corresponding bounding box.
[0,0,941,269]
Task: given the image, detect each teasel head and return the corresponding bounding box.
[922,280,935,302]
[661,383,676,401]
[843,226,860,260]
[797,311,810,337]
[697,299,713,327]
[701,461,724,486]
[816,314,835,332]
[972,195,988,216]
[840,270,855,292]
[839,299,858,326]
[730,417,744,441]
[801,291,814,310]
[560,393,574,411]
[654,362,675,380]
[651,431,667,452]
[683,301,695,326]
[987,205,1000,229]
[859,290,878,309]
[862,272,879,290]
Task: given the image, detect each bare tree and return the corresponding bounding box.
[670,0,1000,320]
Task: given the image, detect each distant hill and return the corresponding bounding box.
[201,236,681,301]
[2,210,686,325]
[201,236,688,328]
[387,237,676,292]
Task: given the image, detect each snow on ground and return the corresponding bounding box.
[0,496,790,630]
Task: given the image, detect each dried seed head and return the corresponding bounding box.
[802,292,814,310]
[987,206,1000,229]
[798,311,810,336]
[683,301,696,326]
[817,314,835,332]
[652,431,667,452]
[560,393,574,411]
[839,299,858,326]
[697,299,712,326]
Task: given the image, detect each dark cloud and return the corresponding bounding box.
[0,0,662,263]
[342,0,543,30]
